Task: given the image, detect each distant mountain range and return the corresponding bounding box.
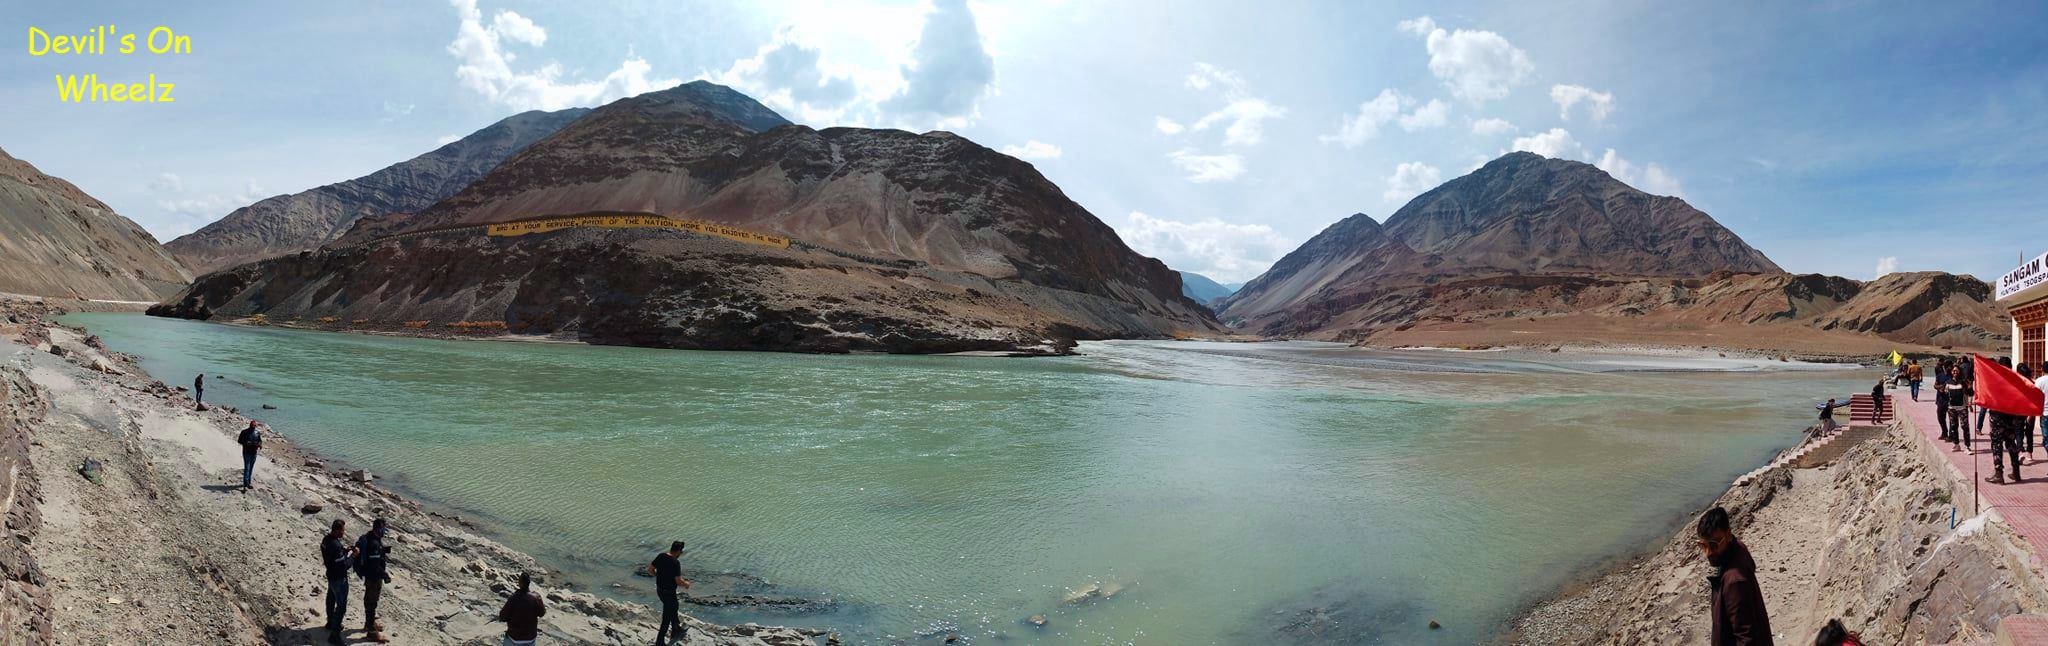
[163,107,589,275]
[153,82,1220,354]
[0,147,190,301]
[1177,271,1240,309]
[1218,152,2006,353]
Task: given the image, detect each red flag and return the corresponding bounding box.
[1973,354,2046,416]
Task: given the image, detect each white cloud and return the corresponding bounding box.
[147,173,183,193]
[1510,127,1585,160]
[447,0,679,111]
[710,28,861,125]
[1470,117,1516,136]
[1595,148,1685,197]
[157,180,269,222]
[1167,149,1247,183]
[435,133,463,146]
[878,0,995,129]
[1175,63,1287,147]
[1383,162,1443,204]
[1398,15,1533,105]
[1874,256,1898,278]
[1154,116,1186,135]
[1397,98,1449,131]
[1323,89,1444,147]
[380,101,415,124]
[489,10,545,46]
[1322,89,1404,148]
[1118,211,1296,283]
[1551,84,1615,122]
[1000,140,1062,160]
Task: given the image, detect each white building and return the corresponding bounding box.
[1998,249,2048,369]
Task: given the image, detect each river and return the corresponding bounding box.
[64,313,1871,644]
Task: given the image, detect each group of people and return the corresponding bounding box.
[1924,357,2048,485]
[312,516,556,645]
[1697,507,1865,645]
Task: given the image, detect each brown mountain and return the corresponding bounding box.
[0,147,190,302]
[163,107,589,275]
[152,82,1218,353]
[1219,153,2003,353]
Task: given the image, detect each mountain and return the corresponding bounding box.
[1218,153,2003,353]
[1178,271,1239,307]
[0,147,191,301]
[163,107,590,275]
[152,82,1219,354]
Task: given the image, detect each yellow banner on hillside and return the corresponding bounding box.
[485,214,790,249]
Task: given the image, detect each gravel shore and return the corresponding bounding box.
[1,299,834,645]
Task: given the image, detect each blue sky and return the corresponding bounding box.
[5,0,2045,283]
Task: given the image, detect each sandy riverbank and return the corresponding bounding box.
[0,299,832,645]
[1508,413,2048,643]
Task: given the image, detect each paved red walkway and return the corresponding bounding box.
[1895,391,2048,561]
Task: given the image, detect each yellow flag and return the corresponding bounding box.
[1888,351,1903,365]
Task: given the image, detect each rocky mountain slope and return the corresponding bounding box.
[1177,271,1239,308]
[152,82,1219,353]
[1218,153,2004,352]
[0,147,191,301]
[163,107,589,275]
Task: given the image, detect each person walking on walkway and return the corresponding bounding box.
[648,541,693,645]
[1907,359,1924,401]
[356,518,393,643]
[497,571,546,646]
[193,373,206,410]
[1991,408,2025,484]
[237,421,264,490]
[1951,365,1975,451]
[1935,360,1954,442]
[321,519,359,644]
[1696,507,1773,645]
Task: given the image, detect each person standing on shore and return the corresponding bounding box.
[193,373,205,410]
[1908,359,1924,401]
[1696,507,1772,645]
[237,420,264,490]
[497,571,546,646]
[1870,378,1886,424]
[648,541,692,645]
[321,519,359,644]
[356,518,393,643]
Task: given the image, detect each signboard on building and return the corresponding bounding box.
[2001,250,2048,302]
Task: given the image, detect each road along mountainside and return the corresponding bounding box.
[0,299,833,645]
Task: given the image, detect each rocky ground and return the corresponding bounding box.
[1509,417,2048,644]
[0,299,833,645]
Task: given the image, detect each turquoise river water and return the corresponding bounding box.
[64,313,1872,644]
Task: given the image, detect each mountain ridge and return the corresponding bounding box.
[0,146,191,301]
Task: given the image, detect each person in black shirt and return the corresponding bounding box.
[236,421,264,490]
[647,540,693,645]
[356,518,393,643]
[193,373,205,410]
[497,571,546,646]
[321,519,358,644]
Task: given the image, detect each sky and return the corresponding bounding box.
[5,0,2046,284]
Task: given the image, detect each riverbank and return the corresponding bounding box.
[0,299,833,645]
[1508,406,2048,643]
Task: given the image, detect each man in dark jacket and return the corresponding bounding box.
[321,519,358,644]
[1696,506,1772,645]
[356,518,393,643]
[497,571,546,646]
[236,421,263,490]
[193,373,205,410]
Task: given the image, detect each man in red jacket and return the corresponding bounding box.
[1697,507,1773,645]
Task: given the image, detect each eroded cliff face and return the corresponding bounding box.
[152,82,1219,352]
[0,148,190,302]
[1512,421,2048,644]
